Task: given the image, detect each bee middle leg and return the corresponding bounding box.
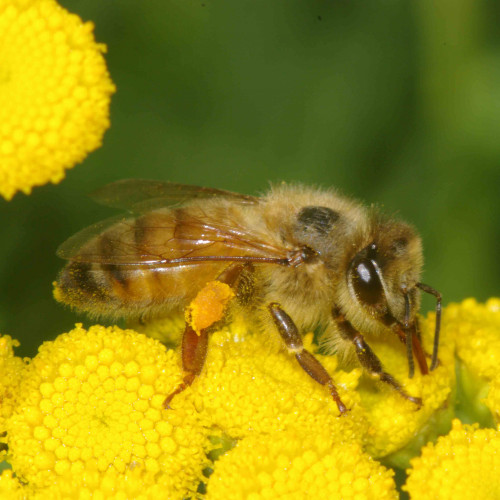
[163,263,250,409]
[268,302,348,415]
[333,309,422,407]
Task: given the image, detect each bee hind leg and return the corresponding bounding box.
[164,263,250,409]
[333,311,422,408]
[268,302,348,415]
[164,324,208,409]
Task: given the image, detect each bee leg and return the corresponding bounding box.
[164,324,208,409]
[164,263,249,409]
[334,313,422,407]
[268,302,348,415]
[392,322,429,376]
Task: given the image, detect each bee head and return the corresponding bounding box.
[346,221,423,329]
[345,218,441,374]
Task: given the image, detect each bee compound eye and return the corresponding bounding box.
[352,258,384,305]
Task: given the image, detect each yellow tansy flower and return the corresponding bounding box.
[361,311,455,465]
[205,428,398,500]
[445,298,500,425]
[132,304,455,472]
[0,335,26,437]
[0,0,115,200]
[170,312,452,465]
[4,324,208,496]
[29,464,193,500]
[0,465,188,499]
[182,326,366,439]
[404,419,500,499]
[449,298,500,381]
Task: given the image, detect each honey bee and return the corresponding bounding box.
[56,179,441,414]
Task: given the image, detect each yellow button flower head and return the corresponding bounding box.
[172,310,453,465]
[404,419,500,499]
[0,334,26,437]
[0,0,116,200]
[29,464,197,500]
[360,311,455,463]
[0,465,188,500]
[449,298,500,380]
[184,326,365,440]
[4,324,208,496]
[206,427,398,500]
[444,298,500,424]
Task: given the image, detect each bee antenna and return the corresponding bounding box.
[416,282,442,371]
[403,292,414,378]
[403,292,411,329]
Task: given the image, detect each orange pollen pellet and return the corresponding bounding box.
[185,281,235,334]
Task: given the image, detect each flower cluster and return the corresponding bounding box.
[0,299,498,497]
[0,0,115,200]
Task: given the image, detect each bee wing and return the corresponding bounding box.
[90,179,258,212]
[57,209,289,266]
[57,214,136,261]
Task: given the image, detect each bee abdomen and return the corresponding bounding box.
[55,261,115,312]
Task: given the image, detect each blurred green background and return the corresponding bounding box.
[0,0,499,357]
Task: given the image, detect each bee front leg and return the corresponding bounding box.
[333,310,422,407]
[268,303,348,415]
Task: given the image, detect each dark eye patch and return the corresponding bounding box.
[297,206,339,235]
[352,258,384,305]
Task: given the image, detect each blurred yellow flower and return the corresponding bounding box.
[404,419,500,499]
[449,298,500,381]
[445,298,500,425]
[0,469,23,499]
[4,324,208,496]
[0,0,115,200]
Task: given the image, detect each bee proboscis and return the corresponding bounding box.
[56,179,441,414]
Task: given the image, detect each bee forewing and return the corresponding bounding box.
[90,179,258,212]
[56,214,139,263]
[57,207,288,266]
